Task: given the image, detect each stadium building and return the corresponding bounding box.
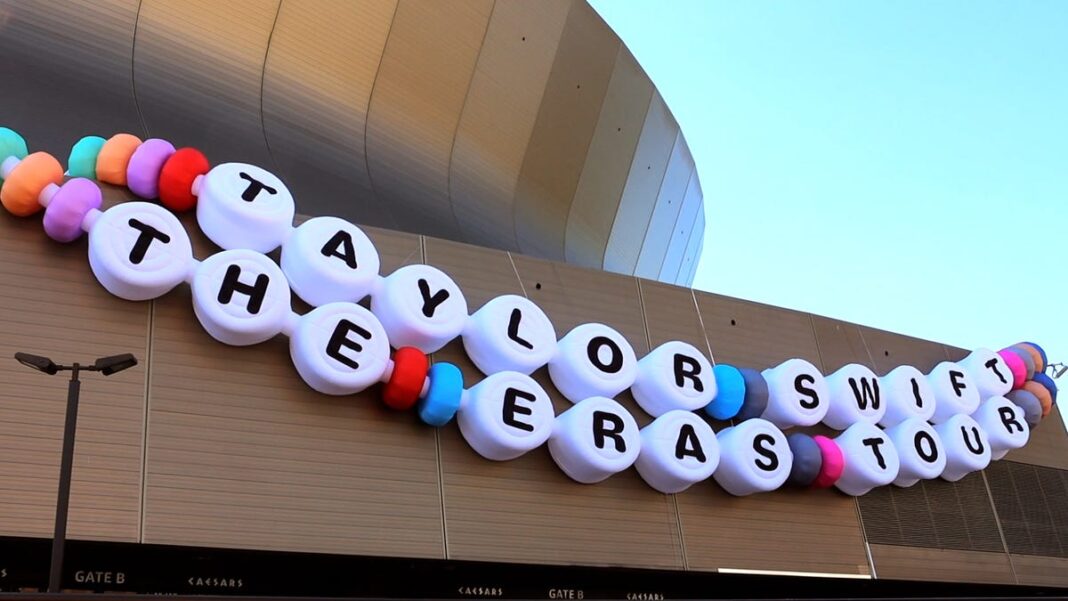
[0,0,1065,598]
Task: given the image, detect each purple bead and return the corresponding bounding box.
[126,138,175,199]
[43,178,102,242]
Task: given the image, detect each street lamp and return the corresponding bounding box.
[13,352,138,593]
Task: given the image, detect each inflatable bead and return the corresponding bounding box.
[88,201,194,300]
[706,364,745,420]
[43,178,102,242]
[1031,372,1058,405]
[457,371,555,460]
[735,367,769,421]
[372,264,469,354]
[0,127,29,185]
[885,417,945,487]
[958,348,1014,399]
[1019,341,1048,369]
[549,396,640,484]
[632,341,716,417]
[67,135,106,179]
[635,410,719,493]
[713,418,792,496]
[191,249,292,346]
[462,294,558,376]
[811,434,844,488]
[419,362,464,426]
[1003,347,1036,381]
[158,147,210,212]
[760,358,829,428]
[281,216,382,307]
[548,322,637,403]
[1012,343,1043,375]
[824,363,885,430]
[1,152,63,217]
[935,413,991,482]
[878,365,936,427]
[382,347,429,411]
[95,133,142,186]
[973,396,1029,460]
[196,162,296,253]
[927,362,980,423]
[289,302,391,396]
[1005,389,1043,429]
[997,349,1027,390]
[126,138,176,199]
[785,433,822,487]
[834,421,900,496]
[1022,380,1053,418]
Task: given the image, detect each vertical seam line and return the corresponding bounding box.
[137,299,155,543]
[632,133,686,278]
[258,0,284,171]
[130,0,149,138]
[981,469,1019,583]
[363,0,403,223]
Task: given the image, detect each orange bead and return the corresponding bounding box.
[95,133,142,186]
[1023,380,1053,418]
[0,152,62,217]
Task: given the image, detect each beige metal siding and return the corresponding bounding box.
[635,133,694,280]
[868,544,1016,584]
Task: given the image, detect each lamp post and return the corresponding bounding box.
[13,352,138,593]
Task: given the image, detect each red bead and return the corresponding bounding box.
[158,147,209,212]
[382,347,428,411]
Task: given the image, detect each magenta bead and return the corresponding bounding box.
[43,178,102,242]
[126,138,175,199]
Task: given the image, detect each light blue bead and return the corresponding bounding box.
[67,135,106,179]
[0,127,29,186]
[419,362,464,427]
[706,364,745,420]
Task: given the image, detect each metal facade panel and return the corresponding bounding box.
[261,0,398,226]
[603,93,679,274]
[564,46,651,269]
[674,205,704,286]
[0,0,144,153]
[986,461,1068,558]
[694,292,823,370]
[513,1,620,261]
[638,281,711,353]
[133,0,278,166]
[811,316,875,372]
[868,544,1016,584]
[364,0,493,240]
[635,132,694,280]
[658,171,702,282]
[857,325,953,375]
[1004,406,1068,470]
[0,189,148,542]
[679,231,704,287]
[449,0,571,252]
[1010,554,1068,587]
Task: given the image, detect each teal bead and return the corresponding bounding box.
[0,127,29,187]
[67,135,107,179]
[418,362,464,427]
[706,364,745,420]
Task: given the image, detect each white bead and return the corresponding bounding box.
[87,202,193,301]
[934,413,991,481]
[196,163,295,253]
[281,216,380,306]
[461,295,557,376]
[631,341,716,418]
[973,396,1029,460]
[824,363,886,430]
[289,302,391,395]
[760,358,829,429]
[191,249,292,346]
[834,421,900,496]
[958,348,1014,399]
[371,264,468,353]
[458,371,555,460]
[878,365,936,427]
[634,410,719,493]
[548,397,640,484]
[885,417,946,487]
[927,362,980,424]
[713,418,792,496]
[548,323,637,404]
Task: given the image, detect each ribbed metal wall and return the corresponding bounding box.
[0,0,704,286]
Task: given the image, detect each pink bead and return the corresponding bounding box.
[998,349,1027,390]
[126,138,175,199]
[812,435,844,489]
[43,178,102,242]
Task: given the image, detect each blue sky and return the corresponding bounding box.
[590,1,1067,410]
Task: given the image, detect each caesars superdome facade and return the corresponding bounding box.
[0,1,1065,599]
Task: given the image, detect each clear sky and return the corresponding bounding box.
[589,0,1067,419]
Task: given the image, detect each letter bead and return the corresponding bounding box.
[927,362,980,423]
[934,413,991,482]
[631,341,716,417]
[885,417,946,487]
[281,216,381,307]
[290,302,390,396]
[878,365,936,427]
[196,163,296,253]
[713,418,792,496]
[973,396,1029,460]
[548,323,637,403]
[635,409,719,493]
[834,422,900,496]
[760,358,829,428]
[958,348,1014,399]
[372,264,468,354]
[458,371,554,460]
[824,363,885,430]
[462,295,557,376]
[191,249,292,346]
[88,202,193,301]
[548,397,640,484]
